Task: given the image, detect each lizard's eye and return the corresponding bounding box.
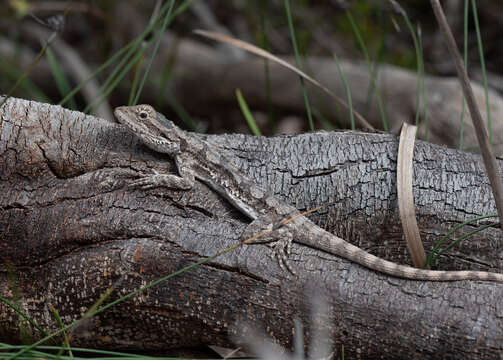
[138,110,149,120]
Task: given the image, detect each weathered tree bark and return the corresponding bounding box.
[1,98,503,358]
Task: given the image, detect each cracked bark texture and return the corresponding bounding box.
[1,97,503,358]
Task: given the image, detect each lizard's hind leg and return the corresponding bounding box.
[242,214,296,274]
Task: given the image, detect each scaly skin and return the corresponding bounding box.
[114,104,503,282]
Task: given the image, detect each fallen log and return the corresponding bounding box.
[1,98,502,358]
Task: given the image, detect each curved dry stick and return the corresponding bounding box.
[397,123,427,268]
[194,29,374,130]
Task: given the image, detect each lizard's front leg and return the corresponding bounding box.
[242,212,296,274]
[130,156,195,190]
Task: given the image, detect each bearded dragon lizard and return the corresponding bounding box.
[114,104,503,282]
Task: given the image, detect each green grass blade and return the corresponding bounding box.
[399,13,423,127]
[257,0,275,132]
[165,93,198,131]
[59,0,198,109]
[0,41,51,108]
[428,223,499,267]
[154,40,179,110]
[313,109,336,131]
[236,88,262,136]
[194,30,374,130]
[0,295,50,338]
[0,4,72,108]
[471,0,491,145]
[346,9,388,131]
[333,52,354,130]
[132,0,176,105]
[417,25,429,141]
[90,38,146,113]
[284,0,314,131]
[0,57,50,103]
[128,55,145,105]
[48,304,73,358]
[84,48,145,114]
[0,344,155,359]
[424,214,498,268]
[7,236,250,359]
[459,0,469,150]
[46,46,77,109]
[59,36,142,108]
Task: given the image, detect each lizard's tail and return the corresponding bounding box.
[307,225,503,282]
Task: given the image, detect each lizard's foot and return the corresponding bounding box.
[267,232,295,274]
[242,215,296,274]
[130,169,194,190]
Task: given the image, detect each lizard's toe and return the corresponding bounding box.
[269,231,296,275]
[129,177,156,189]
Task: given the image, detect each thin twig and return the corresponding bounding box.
[194,29,374,130]
[430,0,503,230]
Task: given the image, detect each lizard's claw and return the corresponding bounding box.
[129,169,193,190]
[129,169,159,190]
[267,229,296,275]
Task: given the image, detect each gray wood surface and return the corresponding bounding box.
[1,97,502,358]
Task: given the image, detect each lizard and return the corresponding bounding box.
[114,104,503,282]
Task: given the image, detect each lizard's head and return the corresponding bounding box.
[114,104,180,153]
